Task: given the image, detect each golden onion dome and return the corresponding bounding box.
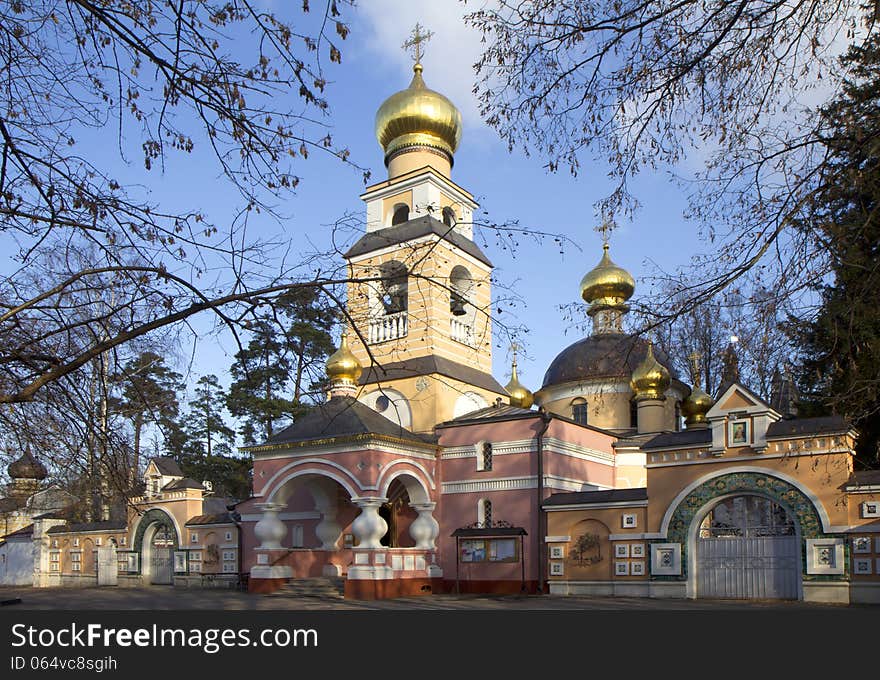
[579,244,635,310]
[681,384,714,426]
[375,63,462,165]
[630,343,671,401]
[505,362,534,410]
[326,336,362,385]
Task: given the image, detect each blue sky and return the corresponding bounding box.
[184,0,701,395]
[2,1,705,406]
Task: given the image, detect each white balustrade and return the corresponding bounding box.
[450,318,476,347]
[368,311,408,344]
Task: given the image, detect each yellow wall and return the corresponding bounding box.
[645,450,854,533]
[540,387,680,432]
[357,373,506,433]
[546,506,648,582]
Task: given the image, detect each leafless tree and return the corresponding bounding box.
[467,0,875,325]
[0,0,367,405]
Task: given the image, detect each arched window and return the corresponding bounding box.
[455,392,488,419]
[362,388,412,430]
[391,204,410,225]
[378,260,407,314]
[449,265,473,317]
[442,206,456,227]
[630,400,639,429]
[675,401,682,431]
[571,398,588,426]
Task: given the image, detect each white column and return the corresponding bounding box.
[409,502,440,550]
[253,502,287,550]
[351,497,388,550]
[314,501,342,551]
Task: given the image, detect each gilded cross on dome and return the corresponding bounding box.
[510,341,521,368]
[595,212,615,251]
[403,23,434,64]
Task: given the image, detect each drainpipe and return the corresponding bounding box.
[229,504,243,590]
[536,407,552,595]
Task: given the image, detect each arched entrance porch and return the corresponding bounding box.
[249,462,441,596]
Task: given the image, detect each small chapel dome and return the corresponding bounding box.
[505,361,534,410]
[326,336,362,385]
[579,244,635,312]
[375,63,462,167]
[681,383,714,427]
[8,448,48,481]
[630,343,671,401]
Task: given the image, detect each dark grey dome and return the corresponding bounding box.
[541,333,677,389]
[8,448,48,481]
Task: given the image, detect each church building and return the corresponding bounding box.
[3,30,878,604]
[231,37,879,604]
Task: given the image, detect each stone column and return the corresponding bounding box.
[409,502,440,550]
[253,502,287,550]
[350,497,388,550]
[314,501,342,551]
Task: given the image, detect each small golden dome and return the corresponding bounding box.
[505,362,534,409]
[681,384,714,426]
[630,343,671,401]
[579,244,635,311]
[326,336,362,385]
[375,63,462,165]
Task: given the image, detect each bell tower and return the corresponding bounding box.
[344,25,506,433]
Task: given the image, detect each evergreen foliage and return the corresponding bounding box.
[226,289,335,446]
[795,33,880,466]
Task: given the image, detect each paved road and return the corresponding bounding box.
[0,586,871,610]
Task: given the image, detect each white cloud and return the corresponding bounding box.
[355,0,487,130]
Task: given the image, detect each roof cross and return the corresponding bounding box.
[595,212,614,250]
[510,341,521,369]
[403,23,434,65]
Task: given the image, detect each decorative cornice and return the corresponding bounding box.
[360,166,477,206]
[441,439,532,458]
[247,435,438,460]
[345,233,491,272]
[543,500,649,511]
[441,475,607,495]
[440,437,614,466]
[239,511,321,523]
[646,448,852,468]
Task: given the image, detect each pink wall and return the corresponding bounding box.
[435,414,618,587]
[252,447,438,502]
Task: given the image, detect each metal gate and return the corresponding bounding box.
[697,535,799,599]
[696,495,800,600]
[151,548,172,585]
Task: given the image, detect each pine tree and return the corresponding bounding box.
[183,375,235,458]
[114,352,183,482]
[226,289,335,446]
[226,320,297,446]
[795,33,880,466]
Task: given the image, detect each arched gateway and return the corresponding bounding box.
[132,509,180,585]
[694,494,799,599]
[665,471,827,600]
